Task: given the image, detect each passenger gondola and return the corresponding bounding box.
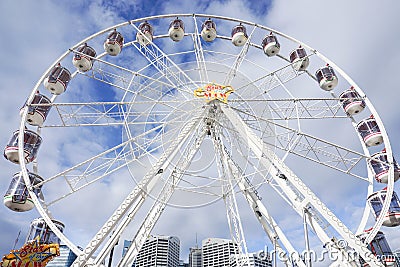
[4,129,42,164]
[21,93,51,126]
[136,21,154,46]
[231,24,248,47]
[168,18,184,42]
[368,150,400,184]
[367,189,400,227]
[201,19,217,42]
[289,46,309,71]
[357,115,383,147]
[26,218,65,244]
[339,87,365,115]
[315,64,338,91]
[261,33,280,57]
[104,29,124,56]
[43,63,71,95]
[4,171,44,212]
[72,43,96,72]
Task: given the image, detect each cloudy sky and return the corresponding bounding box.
[0,0,400,266]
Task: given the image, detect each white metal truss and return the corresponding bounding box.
[118,119,207,266]
[219,135,304,267]
[220,104,384,267]
[192,15,209,83]
[212,123,250,267]
[223,25,257,85]
[70,111,205,266]
[130,23,198,97]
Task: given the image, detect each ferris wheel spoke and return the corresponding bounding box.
[231,97,345,120]
[223,25,257,85]
[192,15,209,83]
[231,106,371,181]
[130,24,199,98]
[39,99,196,127]
[235,59,307,95]
[69,46,179,93]
[36,120,181,203]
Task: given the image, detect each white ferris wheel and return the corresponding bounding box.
[3,13,400,267]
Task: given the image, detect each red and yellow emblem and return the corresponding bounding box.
[0,237,59,267]
[194,83,234,103]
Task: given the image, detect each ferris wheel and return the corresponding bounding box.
[3,13,400,267]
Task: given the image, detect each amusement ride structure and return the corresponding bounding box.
[2,14,400,267]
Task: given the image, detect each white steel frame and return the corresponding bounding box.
[15,14,396,267]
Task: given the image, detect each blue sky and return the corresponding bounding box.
[1,0,400,265]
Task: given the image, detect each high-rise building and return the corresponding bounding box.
[189,247,202,267]
[230,252,272,267]
[179,259,189,267]
[129,235,180,267]
[46,245,78,267]
[202,238,239,267]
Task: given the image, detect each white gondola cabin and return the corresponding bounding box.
[289,47,309,71]
[4,129,42,164]
[339,87,366,115]
[136,21,154,46]
[72,43,96,72]
[357,116,383,147]
[315,65,338,91]
[168,18,184,42]
[367,189,400,227]
[21,93,51,127]
[201,19,217,42]
[261,33,280,57]
[26,218,65,244]
[231,24,248,47]
[103,29,124,56]
[4,171,44,212]
[358,230,396,266]
[368,150,400,184]
[43,64,71,95]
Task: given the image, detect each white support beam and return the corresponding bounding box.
[192,15,209,83]
[119,121,207,267]
[218,136,304,267]
[220,104,383,267]
[223,25,257,85]
[131,23,198,97]
[212,125,250,266]
[72,113,204,267]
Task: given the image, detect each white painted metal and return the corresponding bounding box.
[119,119,207,266]
[218,130,304,267]
[212,123,250,267]
[72,115,202,266]
[14,14,395,267]
[192,15,209,84]
[223,25,257,85]
[220,104,384,267]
